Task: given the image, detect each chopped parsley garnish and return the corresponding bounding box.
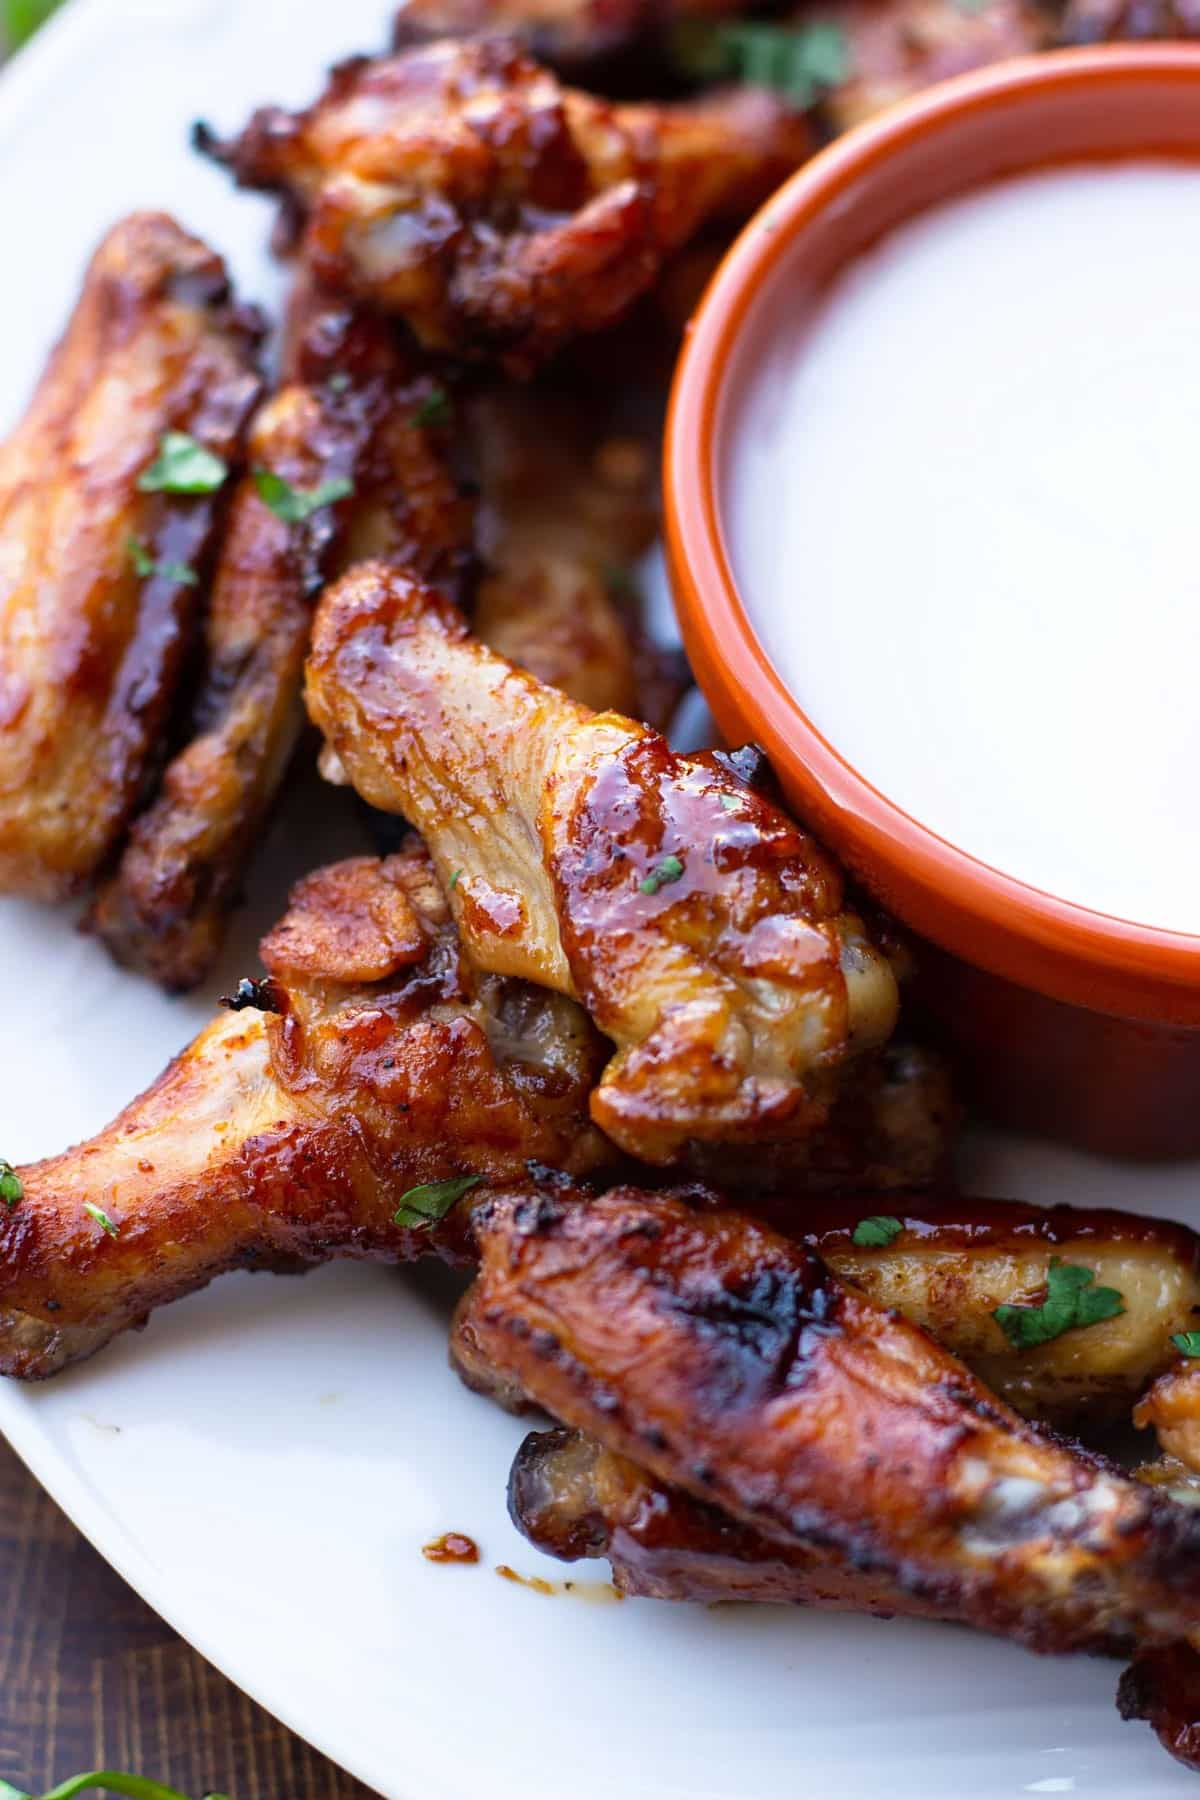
[0,1160,22,1208]
[1173,1331,1200,1358]
[253,468,355,523]
[413,387,454,429]
[127,537,198,586]
[394,1175,481,1230]
[82,1202,119,1240]
[993,1258,1125,1350]
[448,869,462,890]
[639,854,685,896]
[328,371,352,395]
[851,1215,902,1248]
[138,430,228,496]
[0,1777,229,1800]
[718,793,741,813]
[671,18,850,108]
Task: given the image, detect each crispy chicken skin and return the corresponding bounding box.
[468,386,657,715]
[198,38,812,371]
[459,1184,1200,1654]
[510,1425,958,1609]
[1120,1645,1200,1775]
[305,564,899,1162]
[798,1197,1200,1425]
[0,213,263,900]
[392,0,743,72]
[86,301,472,990]
[0,849,609,1378]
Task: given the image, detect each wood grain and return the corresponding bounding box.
[0,1436,378,1799]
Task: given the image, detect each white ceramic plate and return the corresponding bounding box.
[2,6,1199,1795]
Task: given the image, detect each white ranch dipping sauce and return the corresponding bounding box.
[723,162,1200,933]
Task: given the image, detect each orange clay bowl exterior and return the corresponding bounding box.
[666,47,1200,1159]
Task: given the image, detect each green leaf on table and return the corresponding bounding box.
[2,0,65,51]
[0,1773,231,1799]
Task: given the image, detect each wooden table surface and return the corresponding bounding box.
[0,1436,378,1799]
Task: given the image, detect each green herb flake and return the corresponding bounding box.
[253,468,355,524]
[328,371,352,395]
[83,1202,120,1240]
[0,1775,231,1800]
[0,1159,22,1208]
[138,430,228,496]
[671,18,850,108]
[126,537,198,586]
[1173,1331,1200,1358]
[413,387,454,429]
[448,869,462,890]
[718,793,741,813]
[639,854,685,896]
[993,1258,1125,1351]
[394,1174,482,1230]
[851,1215,903,1249]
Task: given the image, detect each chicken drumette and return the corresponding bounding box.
[198,37,812,372]
[0,213,263,900]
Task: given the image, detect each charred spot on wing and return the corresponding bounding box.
[220,975,286,1014]
[661,1261,843,1404]
[511,1191,570,1236]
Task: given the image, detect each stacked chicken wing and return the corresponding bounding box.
[5,3,1200,1776]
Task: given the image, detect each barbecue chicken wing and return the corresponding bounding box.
[305,564,899,1163]
[1060,0,1200,41]
[458,1182,1200,1654]
[0,848,609,1378]
[1120,1645,1200,1775]
[87,299,472,990]
[0,213,263,900]
[1135,1357,1200,1473]
[392,0,744,72]
[806,0,1051,133]
[468,385,657,715]
[799,1196,1200,1425]
[199,38,812,372]
[510,1424,960,1609]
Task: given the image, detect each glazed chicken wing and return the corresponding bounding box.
[804,0,1052,133]
[86,299,472,990]
[198,38,812,372]
[392,0,745,73]
[468,385,657,715]
[305,564,899,1163]
[0,847,609,1378]
[458,1182,1200,1654]
[510,1424,959,1609]
[800,1196,1200,1425]
[0,213,263,900]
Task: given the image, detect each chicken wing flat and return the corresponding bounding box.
[510,1425,955,1610]
[0,213,263,900]
[305,564,899,1162]
[86,301,472,990]
[798,1196,1200,1425]
[198,38,812,371]
[468,385,657,715]
[458,1182,1200,1654]
[0,847,609,1378]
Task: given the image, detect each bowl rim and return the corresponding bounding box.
[665,43,1200,1029]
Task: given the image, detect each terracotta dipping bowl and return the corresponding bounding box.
[665,47,1200,1160]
